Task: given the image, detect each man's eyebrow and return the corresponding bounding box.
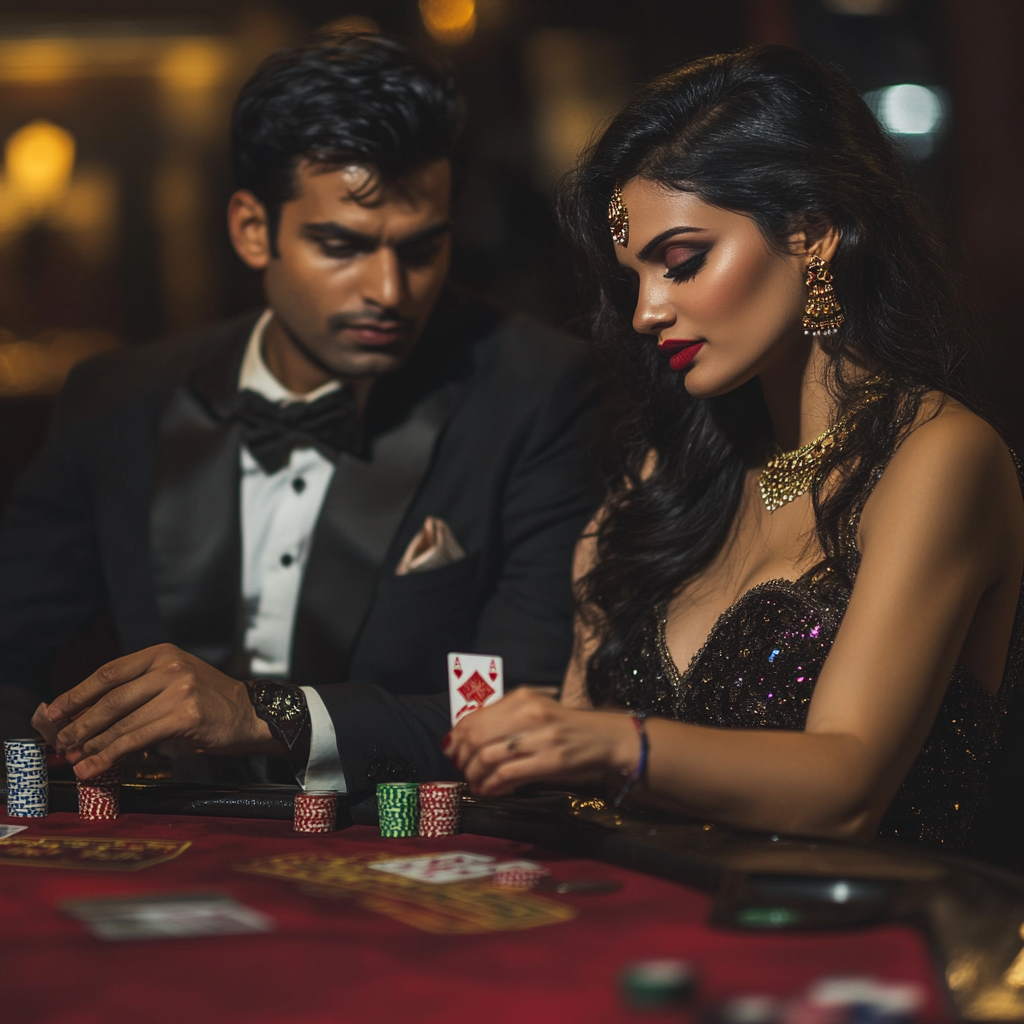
[393,221,452,248]
[637,226,703,261]
[301,222,377,247]
[299,221,452,249]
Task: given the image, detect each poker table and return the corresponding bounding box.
[2,782,1024,1024]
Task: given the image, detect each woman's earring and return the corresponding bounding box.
[802,255,844,337]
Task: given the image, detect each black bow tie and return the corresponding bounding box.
[233,388,361,473]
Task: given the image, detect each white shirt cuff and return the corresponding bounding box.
[297,686,348,795]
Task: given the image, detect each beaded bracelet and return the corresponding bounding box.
[611,712,649,808]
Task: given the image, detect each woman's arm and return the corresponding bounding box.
[447,409,1024,840]
[559,519,601,710]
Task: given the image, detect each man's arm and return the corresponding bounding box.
[37,644,457,789]
[313,685,457,789]
[472,354,601,686]
[0,381,107,730]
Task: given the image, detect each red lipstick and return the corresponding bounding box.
[658,338,704,371]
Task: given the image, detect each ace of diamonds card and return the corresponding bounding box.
[447,653,503,725]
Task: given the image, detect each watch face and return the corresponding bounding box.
[249,681,309,749]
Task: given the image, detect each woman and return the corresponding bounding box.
[445,46,1024,850]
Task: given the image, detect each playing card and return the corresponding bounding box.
[62,890,274,941]
[0,825,28,840]
[447,652,504,725]
[369,852,497,884]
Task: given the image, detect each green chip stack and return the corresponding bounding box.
[377,782,420,838]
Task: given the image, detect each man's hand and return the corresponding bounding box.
[35,644,285,780]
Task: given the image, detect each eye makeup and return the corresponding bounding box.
[663,245,710,283]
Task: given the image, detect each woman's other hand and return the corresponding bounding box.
[444,687,640,796]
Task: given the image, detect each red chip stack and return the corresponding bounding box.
[77,762,122,821]
[293,790,338,833]
[491,859,550,889]
[417,781,464,837]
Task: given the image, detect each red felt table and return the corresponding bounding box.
[0,810,950,1024]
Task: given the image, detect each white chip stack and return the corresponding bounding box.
[418,781,464,837]
[4,738,48,818]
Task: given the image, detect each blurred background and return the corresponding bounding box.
[0,0,1019,504]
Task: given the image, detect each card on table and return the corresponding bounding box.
[0,836,190,871]
[447,652,504,725]
[62,890,274,941]
[0,825,28,840]
[369,852,498,884]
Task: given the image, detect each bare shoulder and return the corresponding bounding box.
[889,394,1014,485]
[862,393,1021,555]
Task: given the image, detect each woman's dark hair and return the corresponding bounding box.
[231,33,463,250]
[561,46,981,706]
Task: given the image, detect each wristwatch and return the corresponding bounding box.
[246,679,312,767]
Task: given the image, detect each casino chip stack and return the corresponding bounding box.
[418,782,464,837]
[293,790,338,834]
[77,763,123,821]
[377,782,419,837]
[620,959,697,1010]
[4,738,49,818]
[491,859,550,889]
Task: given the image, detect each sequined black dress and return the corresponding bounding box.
[606,477,1024,851]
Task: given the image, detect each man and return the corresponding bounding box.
[0,34,598,797]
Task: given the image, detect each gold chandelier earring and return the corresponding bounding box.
[802,254,844,337]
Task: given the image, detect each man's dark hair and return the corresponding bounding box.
[231,33,463,250]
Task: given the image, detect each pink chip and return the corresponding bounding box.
[491,860,550,889]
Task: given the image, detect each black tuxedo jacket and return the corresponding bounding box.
[0,290,600,795]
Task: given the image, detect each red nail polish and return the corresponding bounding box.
[441,733,452,751]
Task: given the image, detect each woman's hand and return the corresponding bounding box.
[444,687,641,796]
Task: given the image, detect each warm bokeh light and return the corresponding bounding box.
[157,41,228,92]
[419,0,477,46]
[0,329,119,397]
[4,120,76,214]
[524,30,627,185]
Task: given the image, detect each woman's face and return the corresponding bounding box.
[616,178,814,397]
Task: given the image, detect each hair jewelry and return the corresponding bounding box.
[802,255,844,336]
[608,183,629,247]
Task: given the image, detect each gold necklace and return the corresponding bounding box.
[758,375,887,513]
[758,415,852,513]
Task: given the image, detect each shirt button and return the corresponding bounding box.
[280,553,294,567]
[292,478,306,494]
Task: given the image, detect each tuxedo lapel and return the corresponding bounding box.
[149,331,248,670]
[290,379,466,686]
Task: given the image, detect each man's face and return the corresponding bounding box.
[254,159,452,379]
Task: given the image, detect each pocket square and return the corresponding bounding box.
[395,516,466,576]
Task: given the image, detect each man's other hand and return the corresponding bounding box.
[39,645,284,780]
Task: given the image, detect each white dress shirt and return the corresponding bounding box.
[239,310,348,793]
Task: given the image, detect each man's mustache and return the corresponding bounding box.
[327,311,416,331]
